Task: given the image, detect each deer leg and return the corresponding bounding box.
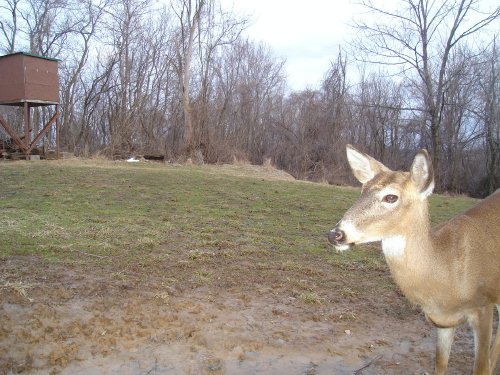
[490,305,500,374]
[435,327,455,375]
[468,306,493,375]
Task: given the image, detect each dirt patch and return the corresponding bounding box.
[0,253,486,375]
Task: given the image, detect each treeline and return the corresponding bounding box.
[0,0,498,197]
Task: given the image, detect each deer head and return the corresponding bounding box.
[328,145,434,252]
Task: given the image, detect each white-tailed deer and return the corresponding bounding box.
[328,145,500,375]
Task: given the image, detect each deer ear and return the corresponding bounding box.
[346,145,388,184]
[411,150,434,198]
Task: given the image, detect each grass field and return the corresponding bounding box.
[0,159,475,268]
[0,159,480,374]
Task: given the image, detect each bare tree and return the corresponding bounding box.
[0,0,21,53]
[59,0,109,150]
[483,40,500,195]
[352,0,500,189]
[473,38,500,196]
[322,52,350,154]
[20,0,75,56]
[172,0,206,155]
[353,73,405,164]
[194,2,247,158]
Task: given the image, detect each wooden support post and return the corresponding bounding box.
[56,104,60,159]
[24,102,31,160]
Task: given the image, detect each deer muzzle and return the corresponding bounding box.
[328,226,352,251]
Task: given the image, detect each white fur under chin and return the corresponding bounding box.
[382,236,406,257]
[334,244,351,252]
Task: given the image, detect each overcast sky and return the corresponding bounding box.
[219,0,361,91]
[219,0,499,92]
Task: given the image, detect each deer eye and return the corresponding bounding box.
[382,194,398,204]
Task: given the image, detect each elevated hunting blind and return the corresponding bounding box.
[0,52,60,159]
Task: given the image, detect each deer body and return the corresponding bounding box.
[329,145,500,375]
[391,196,499,307]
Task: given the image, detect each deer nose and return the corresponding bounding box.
[328,227,345,244]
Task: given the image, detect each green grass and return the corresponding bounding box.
[0,159,478,293]
[0,160,341,259]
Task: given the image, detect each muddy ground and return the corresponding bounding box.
[1,251,493,375]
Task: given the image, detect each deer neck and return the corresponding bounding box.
[381,201,445,307]
[382,201,434,265]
